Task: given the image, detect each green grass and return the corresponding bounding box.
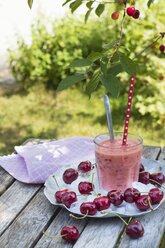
[0,86,164,155]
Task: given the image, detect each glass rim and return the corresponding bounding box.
[93,131,143,149]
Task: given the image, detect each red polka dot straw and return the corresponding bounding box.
[122,76,136,145]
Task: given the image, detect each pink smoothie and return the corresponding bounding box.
[95,139,143,191]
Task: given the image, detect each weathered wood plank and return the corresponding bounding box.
[0,168,15,196]
[73,217,125,248]
[118,146,165,248]
[143,146,161,160]
[0,181,41,235]
[35,208,88,248]
[0,188,59,248]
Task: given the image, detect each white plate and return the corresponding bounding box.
[44,158,165,218]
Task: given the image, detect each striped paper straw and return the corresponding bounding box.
[122,76,136,145]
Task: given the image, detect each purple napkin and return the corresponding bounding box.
[0,137,95,184]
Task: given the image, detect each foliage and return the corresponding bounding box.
[57,0,164,97]
[10,0,165,124]
[28,0,33,9]
[9,17,115,89]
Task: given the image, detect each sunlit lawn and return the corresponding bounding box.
[0,85,164,155]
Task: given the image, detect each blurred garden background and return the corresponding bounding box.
[0,0,164,155]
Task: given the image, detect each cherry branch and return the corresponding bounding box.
[117,1,128,48]
[135,32,165,59]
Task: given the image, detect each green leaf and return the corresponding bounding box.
[119,52,137,75]
[147,0,155,8]
[86,1,93,9]
[85,8,93,23]
[107,64,123,76]
[111,52,119,63]
[95,4,105,17]
[87,51,102,62]
[28,0,33,9]
[102,40,116,50]
[62,0,73,6]
[70,0,83,13]
[100,57,109,74]
[69,59,92,67]
[100,74,120,98]
[57,74,85,91]
[86,71,100,96]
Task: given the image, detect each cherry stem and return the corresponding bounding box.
[128,217,133,224]
[91,172,98,196]
[100,211,128,226]
[69,210,89,220]
[147,198,154,211]
[135,33,164,59]
[43,230,67,239]
[52,175,60,190]
[149,179,165,191]
[117,1,127,48]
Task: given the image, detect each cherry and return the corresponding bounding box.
[63,168,78,184]
[159,75,164,81]
[126,6,135,16]
[78,161,92,173]
[55,189,69,203]
[139,163,145,172]
[61,191,77,208]
[94,196,111,211]
[150,172,165,185]
[124,188,141,203]
[148,188,164,204]
[126,220,144,239]
[135,195,150,211]
[138,171,150,184]
[107,190,124,206]
[78,182,93,194]
[61,225,79,243]
[132,10,140,19]
[111,11,119,20]
[80,202,97,216]
[159,45,165,53]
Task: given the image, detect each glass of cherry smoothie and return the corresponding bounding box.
[94,132,143,191]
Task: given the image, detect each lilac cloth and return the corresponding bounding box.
[0,137,95,184]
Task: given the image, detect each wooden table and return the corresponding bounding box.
[0,141,165,248]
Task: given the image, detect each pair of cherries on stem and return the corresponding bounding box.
[123,186,164,211]
[55,187,77,208]
[62,160,93,184]
[79,195,111,216]
[139,163,165,186]
[126,6,140,19]
[55,181,94,208]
